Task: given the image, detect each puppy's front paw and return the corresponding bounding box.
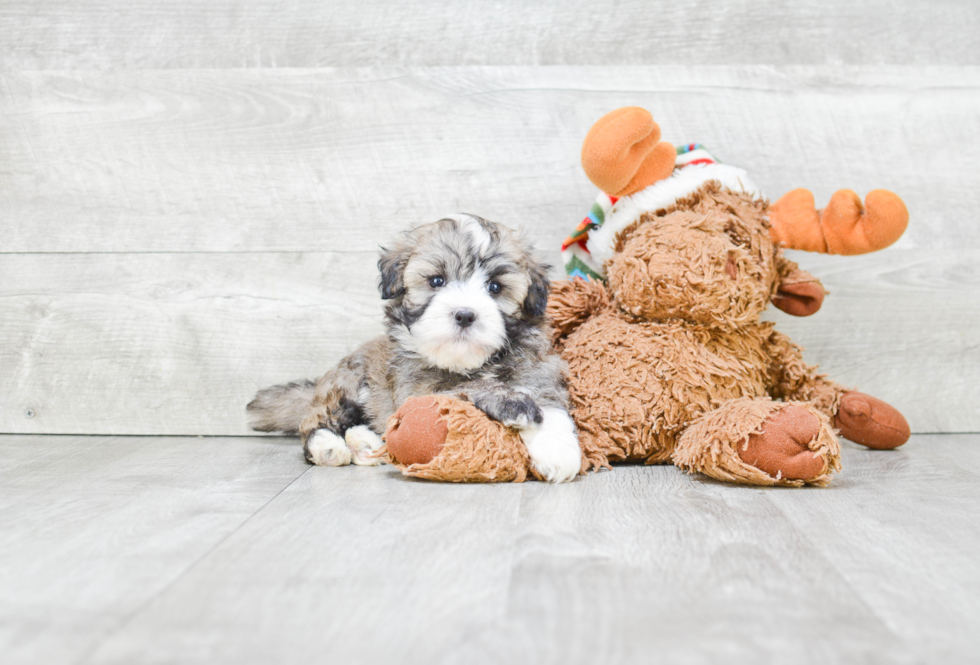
[345,425,386,466]
[476,392,542,430]
[521,408,582,483]
[304,429,352,467]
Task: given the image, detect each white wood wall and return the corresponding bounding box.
[1,2,978,435]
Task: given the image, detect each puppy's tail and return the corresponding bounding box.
[246,379,316,435]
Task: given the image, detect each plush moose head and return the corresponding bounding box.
[564,106,909,324]
[606,185,826,329]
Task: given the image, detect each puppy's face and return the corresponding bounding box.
[378,215,549,373]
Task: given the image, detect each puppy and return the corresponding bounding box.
[247,214,582,482]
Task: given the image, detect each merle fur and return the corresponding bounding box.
[247,215,570,462]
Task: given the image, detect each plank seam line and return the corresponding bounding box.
[73,462,313,665]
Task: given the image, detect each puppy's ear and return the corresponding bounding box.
[522,257,551,319]
[378,243,409,300]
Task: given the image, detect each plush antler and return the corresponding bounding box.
[581,107,677,197]
[769,188,908,255]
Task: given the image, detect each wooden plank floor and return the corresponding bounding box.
[1,433,977,664]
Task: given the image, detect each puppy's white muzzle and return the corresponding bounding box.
[411,270,506,373]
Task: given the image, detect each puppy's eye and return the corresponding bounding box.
[428,276,445,288]
[487,281,502,295]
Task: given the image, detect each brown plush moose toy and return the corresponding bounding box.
[384,106,911,486]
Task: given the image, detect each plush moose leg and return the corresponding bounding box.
[765,330,911,451]
[382,395,536,482]
[772,373,910,451]
[671,397,841,487]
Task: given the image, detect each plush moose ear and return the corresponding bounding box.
[772,261,825,317]
[377,244,409,300]
[522,257,551,319]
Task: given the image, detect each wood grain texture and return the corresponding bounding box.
[767,434,980,661]
[0,251,384,435]
[483,434,980,664]
[2,0,978,70]
[0,433,959,665]
[2,66,977,254]
[0,434,308,665]
[86,449,525,665]
[1,249,974,436]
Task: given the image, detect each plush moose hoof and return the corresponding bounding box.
[385,396,449,465]
[834,392,910,450]
[737,405,827,481]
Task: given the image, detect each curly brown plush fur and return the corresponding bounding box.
[551,182,852,486]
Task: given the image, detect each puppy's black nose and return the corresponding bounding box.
[454,309,477,328]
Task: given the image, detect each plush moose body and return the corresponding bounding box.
[553,107,910,486]
[385,107,911,486]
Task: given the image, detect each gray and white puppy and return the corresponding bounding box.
[247,214,581,482]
